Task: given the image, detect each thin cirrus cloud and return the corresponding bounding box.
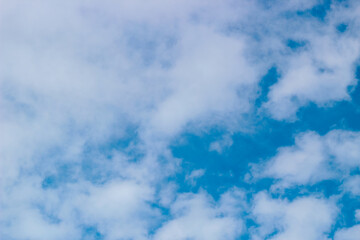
[1,0,360,240]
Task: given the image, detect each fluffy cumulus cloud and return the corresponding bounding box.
[252,130,360,189]
[251,192,337,240]
[334,225,360,240]
[1,0,360,239]
[155,189,244,240]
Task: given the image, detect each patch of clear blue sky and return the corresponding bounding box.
[82,226,104,240]
[297,0,332,20]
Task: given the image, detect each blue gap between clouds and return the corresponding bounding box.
[82,226,104,240]
[170,64,360,237]
[171,65,360,198]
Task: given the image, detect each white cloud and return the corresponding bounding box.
[251,192,337,240]
[259,0,360,120]
[334,225,360,240]
[252,130,360,189]
[154,189,244,240]
[325,130,360,169]
[185,169,206,186]
[158,182,178,208]
[142,25,257,140]
[265,36,359,120]
[1,175,159,240]
[356,209,360,221]
[341,175,360,196]
[209,134,234,154]
[261,131,332,187]
[0,1,256,238]
[0,176,80,240]
[1,0,360,239]
[70,180,158,240]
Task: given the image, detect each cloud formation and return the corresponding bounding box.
[253,130,360,189]
[1,0,360,239]
[251,192,337,240]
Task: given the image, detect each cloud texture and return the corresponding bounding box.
[1,0,360,239]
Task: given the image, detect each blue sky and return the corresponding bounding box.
[1,0,360,239]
